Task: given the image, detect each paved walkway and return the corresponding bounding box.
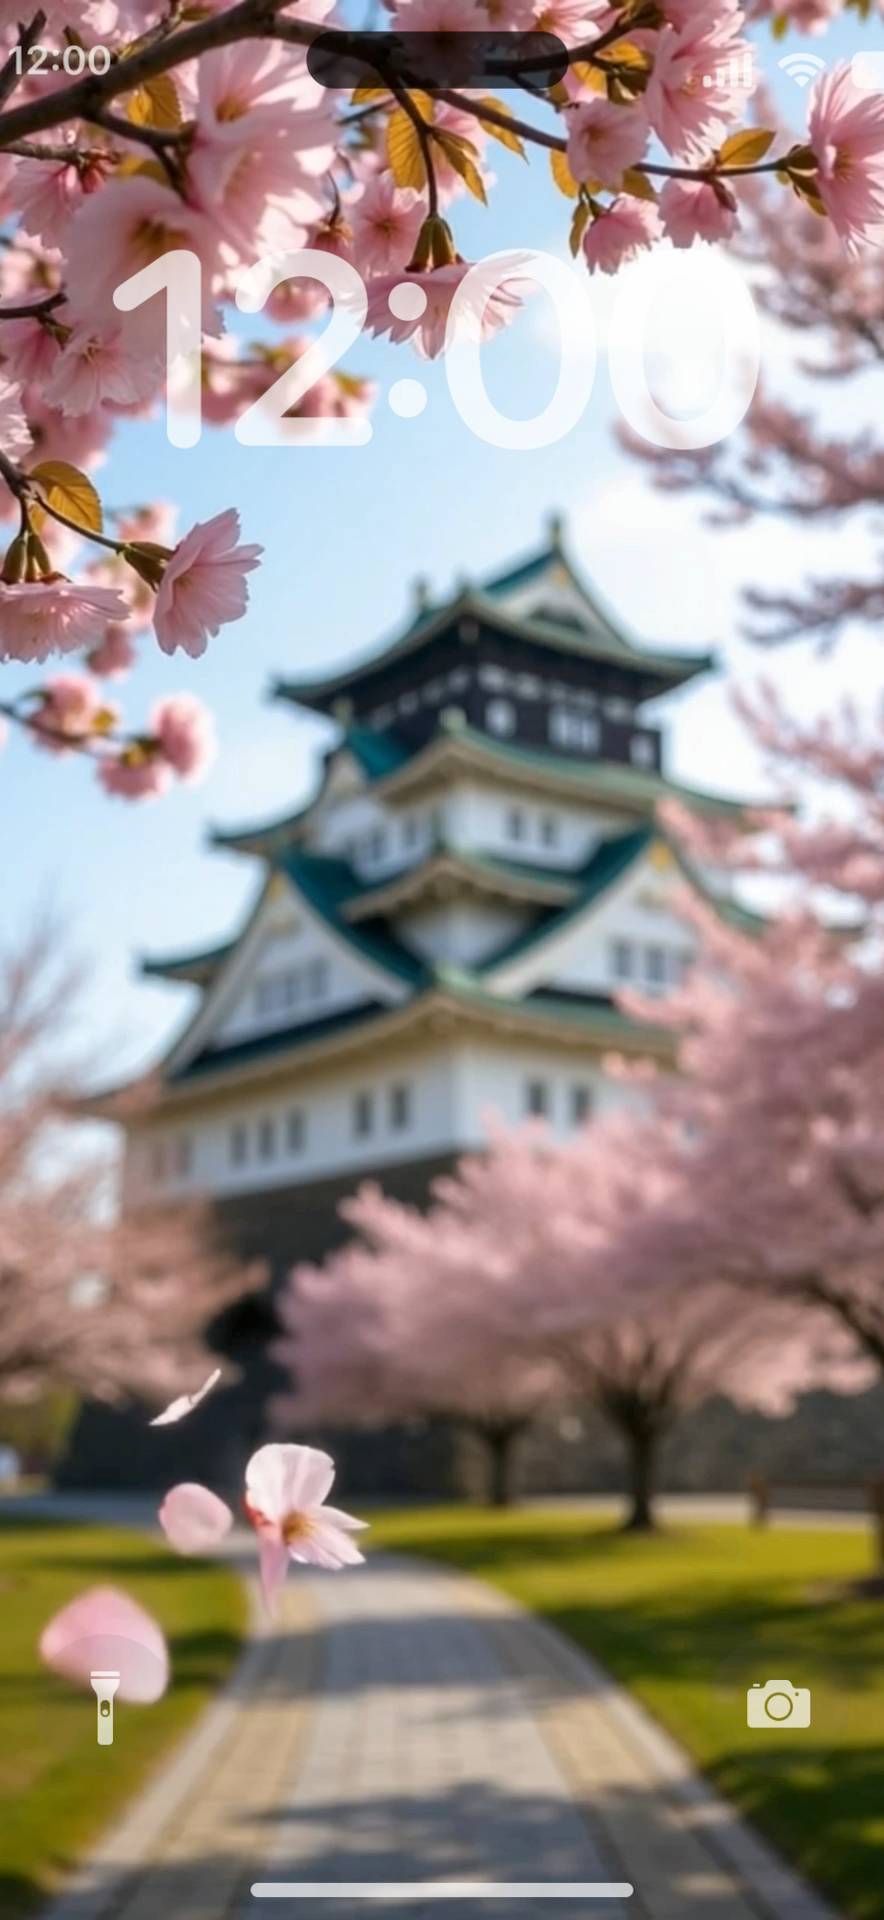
[42,1548,840,1920]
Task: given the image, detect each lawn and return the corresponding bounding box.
[369,1505,884,1920]
[0,1514,247,1917]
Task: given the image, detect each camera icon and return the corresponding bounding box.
[746,1679,811,1729]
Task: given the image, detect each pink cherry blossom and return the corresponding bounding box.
[659,177,738,247]
[566,100,649,189]
[583,196,662,273]
[0,579,128,665]
[98,752,172,801]
[16,147,109,249]
[152,692,217,780]
[365,259,527,359]
[159,1442,367,1612]
[39,1586,170,1703]
[86,624,138,679]
[64,177,220,340]
[644,16,753,162]
[0,374,33,463]
[44,325,160,418]
[153,508,263,659]
[31,672,112,754]
[808,63,884,256]
[351,173,426,277]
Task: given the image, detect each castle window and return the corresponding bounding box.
[645,944,667,987]
[174,1135,192,1179]
[353,1090,374,1138]
[525,1079,549,1118]
[611,938,633,981]
[230,1122,248,1167]
[549,707,600,752]
[630,734,655,768]
[479,664,507,691]
[571,1085,593,1126]
[366,827,386,864]
[307,956,329,1000]
[287,1108,306,1154]
[258,1116,276,1160]
[540,811,559,848]
[486,697,516,738]
[506,805,525,842]
[516,674,541,697]
[448,668,469,692]
[604,697,632,722]
[389,1083,411,1131]
[403,815,419,849]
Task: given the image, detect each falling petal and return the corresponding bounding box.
[150,1366,222,1427]
[39,1586,169,1703]
[159,1481,234,1554]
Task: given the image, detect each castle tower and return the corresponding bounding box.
[67,522,750,1492]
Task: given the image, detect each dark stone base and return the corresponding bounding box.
[56,1154,460,1496]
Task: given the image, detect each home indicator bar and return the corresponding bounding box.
[252,1884,635,1900]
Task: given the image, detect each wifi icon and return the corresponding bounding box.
[777,52,826,88]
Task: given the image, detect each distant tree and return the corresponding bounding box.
[623,189,884,646]
[0,920,261,1408]
[275,1119,850,1525]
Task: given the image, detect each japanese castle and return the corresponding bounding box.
[68,519,747,1491]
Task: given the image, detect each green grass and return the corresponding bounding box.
[0,1516,246,1917]
[368,1505,884,1920]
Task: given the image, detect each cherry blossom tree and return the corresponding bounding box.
[623,179,884,645]
[0,1,879,793]
[0,917,262,1406]
[275,1119,853,1522]
[275,1178,563,1505]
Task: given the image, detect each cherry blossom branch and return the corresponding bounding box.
[0,12,46,112]
[437,88,789,184]
[0,291,65,321]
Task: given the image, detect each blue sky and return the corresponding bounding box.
[4,12,883,1088]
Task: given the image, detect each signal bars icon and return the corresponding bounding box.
[702,50,755,92]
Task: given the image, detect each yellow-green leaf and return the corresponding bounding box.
[433,130,486,204]
[621,167,658,202]
[550,147,579,198]
[387,106,427,191]
[30,461,103,537]
[602,38,651,70]
[569,60,607,95]
[717,127,775,168]
[478,97,525,157]
[569,201,591,258]
[351,83,389,104]
[126,72,182,133]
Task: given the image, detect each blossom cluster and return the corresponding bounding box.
[0,0,880,795]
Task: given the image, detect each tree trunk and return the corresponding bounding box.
[484,1422,521,1507]
[622,1424,659,1533]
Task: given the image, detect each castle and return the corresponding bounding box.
[65,519,749,1492]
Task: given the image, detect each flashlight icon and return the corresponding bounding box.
[90,1670,120,1746]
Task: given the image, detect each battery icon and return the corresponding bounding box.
[851,52,884,90]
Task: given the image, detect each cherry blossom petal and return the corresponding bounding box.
[258,1535,290,1613]
[150,1366,222,1427]
[245,1442,335,1523]
[158,1481,234,1553]
[39,1586,169,1703]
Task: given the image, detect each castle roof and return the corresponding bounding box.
[271,527,713,718]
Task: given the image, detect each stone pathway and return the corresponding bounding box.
[43,1552,840,1920]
